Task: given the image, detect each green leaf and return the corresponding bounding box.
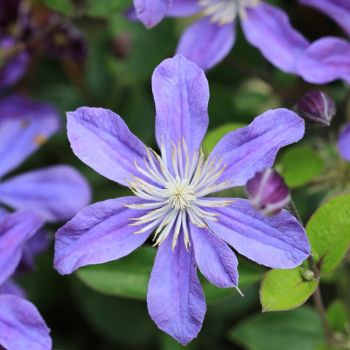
[229,306,324,350]
[42,0,73,14]
[306,193,350,273]
[77,247,263,303]
[279,145,324,188]
[260,267,318,312]
[85,0,131,17]
[202,123,246,154]
[327,300,348,332]
[76,247,155,300]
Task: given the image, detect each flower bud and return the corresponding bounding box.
[246,168,290,216]
[296,90,336,126]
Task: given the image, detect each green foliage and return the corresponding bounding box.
[77,246,263,304]
[202,123,245,154]
[306,193,350,273]
[279,145,324,188]
[229,307,324,350]
[42,0,73,15]
[260,267,318,312]
[76,246,154,300]
[327,300,348,333]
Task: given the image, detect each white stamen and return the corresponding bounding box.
[198,0,260,25]
[127,141,231,249]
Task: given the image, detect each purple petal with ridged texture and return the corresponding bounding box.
[0,280,25,298]
[67,107,148,187]
[190,224,238,288]
[133,0,168,28]
[152,55,209,160]
[54,196,153,275]
[0,95,60,178]
[177,18,235,71]
[0,295,51,350]
[299,0,350,37]
[209,108,305,189]
[296,37,350,84]
[242,2,309,73]
[338,122,350,161]
[147,233,206,345]
[0,165,91,222]
[0,211,43,285]
[167,0,200,17]
[207,199,310,268]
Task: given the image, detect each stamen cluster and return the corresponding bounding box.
[127,141,232,249]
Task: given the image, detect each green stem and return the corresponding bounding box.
[288,199,333,346]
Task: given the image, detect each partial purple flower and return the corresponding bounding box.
[246,168,290,216]
[338,122,350,162]
[296,0,350,84]
[0,211,52,350]
[297,90,336,126]
[0,37,29,90]
[54,55,310,344]
[0,94,91,222]
[133,0,309,72]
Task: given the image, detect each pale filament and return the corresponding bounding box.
[126,140,232,250]
[198,0,260,25]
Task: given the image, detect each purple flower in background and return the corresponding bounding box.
[0,210,52,350]
[0,37,29,90]
[133,0,309,72]
[54,55,310,344]
[0,94,91,222]
[296,0,350,84]
[246,168,290,216]
[338,122,350,162]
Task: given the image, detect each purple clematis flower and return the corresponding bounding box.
[0,210,52,350]
[296,0,350,84]
[338,122,350,162]
[0,94,91,222]
[133,0,310,72]
[54,55,310,344]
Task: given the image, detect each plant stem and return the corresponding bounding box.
[288,199,333,346]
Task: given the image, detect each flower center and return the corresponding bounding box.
[198,0,260,25]
[126,141,232,249]
[165,178,196,211]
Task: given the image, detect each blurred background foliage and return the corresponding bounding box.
[6,0,350,349]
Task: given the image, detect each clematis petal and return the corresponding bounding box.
[67,107,148,187]
[338,122,350,162]
[241,2,309,73]
[133,0,168,28]
[0,95,60,178]
[177,18,235,71]
[0,165,91,222]
[0,295,51,350]
[167,0,200,17]
[209,108,304,188]
[190,224,238,288]
[18,230,50,273]
[54,196,153,275]
[207,199,310,269]
[0,211,43,285]
[0,280,26,298]
[296,37,350,84]
[152,55,209,160]
[147,232,206,345]
[299,0,350,37]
